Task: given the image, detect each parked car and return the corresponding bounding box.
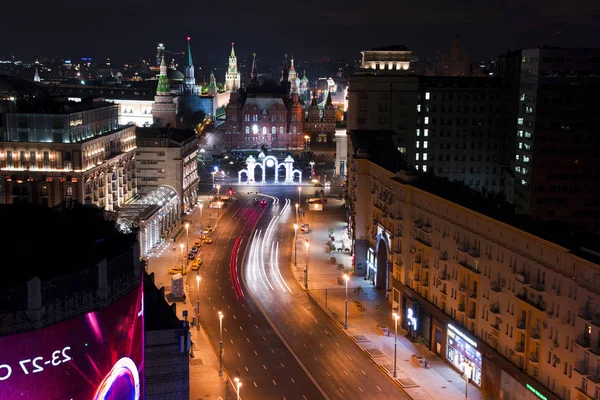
[168,267,183,275]
[191,258,202,270]
[187,252,195,260]
[191,246,199,253]
[205,237,213,244]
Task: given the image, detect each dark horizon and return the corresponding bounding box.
[2,0,599,66]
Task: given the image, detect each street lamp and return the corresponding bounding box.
[218,311,224,377]
[304,134,310,150]
[199,203,203,233]
[309,161,315,177]
[304,240,309,290]
[295,203,299,223]
[234,377,242,400]
[216,184,221,198]
[343,273,350,329]
[297,187,301,207]
[462,360,473,400]
[293,224,298,268]
[196,276,201,331]
[185,222,190,254]
[179,243,184,270]
[392,312,400,378]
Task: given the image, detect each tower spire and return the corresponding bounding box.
[186,36,193,67]
[230,42,236,58]
[251,53,257,81]
[157,56,170,95]
[33,67,40,83]
[183,36,198,94]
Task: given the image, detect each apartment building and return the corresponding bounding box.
[0,98,136,209]
[348,47,512,194]
[135,127,199,214]
[347,130,600,400]
[511,48,600,232]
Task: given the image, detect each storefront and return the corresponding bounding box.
[446,323,482,386]
[401,298,432,346]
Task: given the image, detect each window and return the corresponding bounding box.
[416,129,420,136]
[244,115,250,122]
[245,126,250,134]
[424,141,428,149]
[416,153,420,161]
[280,127,284,135]
[424,129,428,137]
[422,165,427,172]
[425,92,430,100]
[66,186,73,196]
[262,127,267,135]
[271,115,276,122]
[416,141,420,148]
[417,104,421,112]
[292,127,296,134]
[424,117,429,125]
[423,153,428,161]
[271,126,276,134]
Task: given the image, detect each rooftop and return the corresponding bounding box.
[9,97,115,114]
[348,130,407,173]
[136,127,197,146]
[0,203,137,289]
[367,45,411,52]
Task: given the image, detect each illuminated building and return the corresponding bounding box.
[151,56,177,127]
[225,42,241,92]
[436,36,471,77]
[224,53,304,151]
[288,56,299,94]
[0,98,136,210]
[348,46,511,194]
[0,203,144,399]
[304,89,336,143]
[348,130,600,400]
[135,127,199,214]
[510,48,600,232]
[33,67,40,82]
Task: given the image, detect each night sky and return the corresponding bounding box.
[3,0,599,66]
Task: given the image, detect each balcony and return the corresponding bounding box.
[468,310,476,320]
[530,329,541,340]
[414,235,432,247]
[422,280,429,287]
[491,281,502,292]
[490,303,500,314]
[574,361,589,375]
[468,290,477,299]
[515,291,546,312]
[459,284,466,292]
[458,303,466,312]
[423,224,432,233]
[413,274,421,282]
[458,259,481,274]
[439,251,448,261]
[457,243,469,253]
[515,273,530,284]
[576,335,591,348]
[422,262,429,269]
[468,248,480,258]
[414,220,423,229]
[529,353,539,364]
[515,343,525,354]
[439,271,447,280]
[517,319,526,330]
[491,322,501,331]
[530,282,545,292]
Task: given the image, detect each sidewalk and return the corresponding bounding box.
[145,202,229,400]
[292,195,484,400]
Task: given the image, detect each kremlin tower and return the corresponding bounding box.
[225,42,241,92]
[152,56,177,127]
[183,36,200,95]
[288,56,299,94]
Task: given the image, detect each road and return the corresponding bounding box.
[188,183,408,400]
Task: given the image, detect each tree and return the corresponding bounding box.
[179,110,206,130]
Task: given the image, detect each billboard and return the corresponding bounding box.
[0,283,144,399]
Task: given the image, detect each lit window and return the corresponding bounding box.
[416,129,420,136]
[280,127,284,134]
[524,131,532,138]
[515,166,521,173]
[416,153,420,161]
[262,127,267,135]
[518,142,523,149]
[66,186,73,196]
[272,126,276,134]
[518,118,524,125]
[515,155,520,160]
[424,141,428,149]
[424,129,428,137]
[292,127,297,134]
[523,156,530,163]
[521,179,527,186]
[252,125,258,134]
[422,165,427,172]
[245,126,250,134]
[417,105,421,112]
[424,117,429,125]
[398,147,406,154]
[415,165,420,170]
[423,153,428,161]
[425,92,430,100]
[416,141,420,148]
[517,130,523,137]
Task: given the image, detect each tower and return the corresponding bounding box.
[33,68,40,83]
[299,70,309,102]
[183,36,199,95]
[225,42,241,91]
[208,70,217,96]
[288,56,299,94]
[156,42,165,67]
[250,53,258,81]
[308,89,320,122]
[152,56,177,127]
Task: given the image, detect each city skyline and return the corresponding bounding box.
[2,0,599,65]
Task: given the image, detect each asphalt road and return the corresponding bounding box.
[195,183,408,400]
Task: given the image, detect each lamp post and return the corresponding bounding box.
[218,311,223,377]
[343,273,349,329]
[392,312,400,378]
[185,222,190,254]
[297,187,301,207]
[304,134,310,150]
[309,161,315,177]
[462,360,472,400]
[199,203,203,233]
[304,240,309,290]
[295,203,299,223]
[179,243,184,270]
[293,224,298,268]
[196,276,201,331]
[216,184,221,198]
[234,377,242,400]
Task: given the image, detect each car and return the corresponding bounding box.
[168,267,183,275]
[205,237,213,244]
[187,252,195,260]
[191,246,199,253]
[194,240,201,247]
[191,258,202,270]
[260,199,267,206]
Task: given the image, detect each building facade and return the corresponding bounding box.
[135,127,199,214]
[0,100,136,210]
[348,130,600,400]
[348,48,512,194]
[511,48,600,232]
